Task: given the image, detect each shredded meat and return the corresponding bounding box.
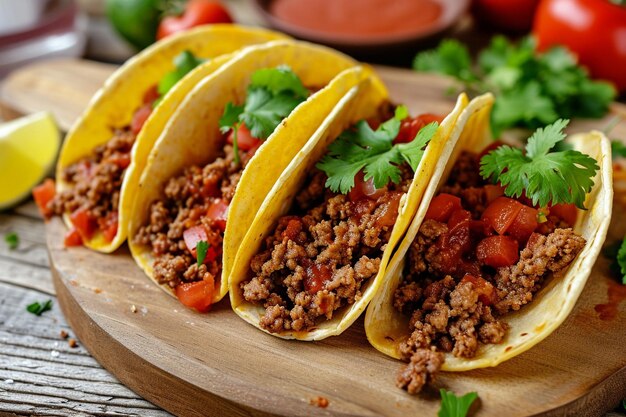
[396,349,444,394]
[134,144,256,288]
[241,167,412,334]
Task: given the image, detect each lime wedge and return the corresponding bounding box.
[0,112,60,210]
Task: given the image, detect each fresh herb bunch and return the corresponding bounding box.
[438,389,478,417]
[414,36,616,135]
[27,300,53,316]
[480,119,599,209]
[317,105,438,194]
[155,50,205,107]
[219,66,309,163]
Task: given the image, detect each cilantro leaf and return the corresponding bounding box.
[414,39,475,83]
[317,110,438,194]
[27,299,53,316]
[219,67,309,157]
[196,240,209,267]
[617,239,626,285]
[158,50,206,97]
[4,232,18,249]
[438,389,478,417]
[612,140,626,159]
[480,119,599,209]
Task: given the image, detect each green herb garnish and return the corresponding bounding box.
[27,300,53,316]
[156,50,205,107]
[219,66,309,164]
[4,232,18,249]
[612,140,626,159]
[438,389,478,417]
[196,240,209,267]
[480,119,598,209]
[316,105,438,194]
[606,239,626,284]
[414,36,616,135]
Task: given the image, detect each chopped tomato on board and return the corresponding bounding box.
[481,197,523,235]
[206,200,229,231]
[425,193,462,222]
[476,235,520,268]
[32,179,56,217]
[226,123,262,151]
[175,278,215,313]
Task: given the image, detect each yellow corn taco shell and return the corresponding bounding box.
[128,40,385,305]
[57,25,286,252]
[228,87,474,340]
[365,93,613,371]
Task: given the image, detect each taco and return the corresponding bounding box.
[228,80,478,339]
[364,94,613,394]
[128,40,385,312]
[33,25,286,251]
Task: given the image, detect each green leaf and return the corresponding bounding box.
[438,389,478,417]
[413,39,475,82]
[617,239,626,285]
[219,103,244,133]
[27,299,53,316]
[612,140,626,159]
[196,240,209,267]
[491,82,558,135]
[480,119,599,209]
[158,50,205,96]
[4,232,18,250]
[251,65,309,99]
[316,111,438,194]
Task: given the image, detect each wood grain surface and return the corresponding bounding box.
[2,59,626,417]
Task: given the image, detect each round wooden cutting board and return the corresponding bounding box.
[24,62,626,417]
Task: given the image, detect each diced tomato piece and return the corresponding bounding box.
[107,153,131,169]
[484,184,505,204]
[448,209,471,229]
[549,203,578,227]
[445,209,472,255]
[526,232,543,249]
[425,193,462,222]
[226,123,262,151]
[183,226,208,254]
[102,212,119,243]
[32,178,56,218]
[478,140,506,161]
[507,205,538,244]
[394,113,444,144]
[175,278,215,313]
[281,216,304,242]
[460,274,497,306]
[206,200,229,232]
[63,227,83,247]
[481,197,523,235]
[131,104,153,135]
[375,191,403,228]
[348,171,387,202]
[476,235,519,268]
[305,263,332,294]
[200,177,220,199]
[143,84,160,104]
[70,208,96,240]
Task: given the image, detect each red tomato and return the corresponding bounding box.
[131,104,153,135]
[183,226,207,253]
[549,203,578,227]
[507,205,538,243]
[143,84,160,104]
[472,0,540,33]
[348,171,387,201]
[394,114,444,144]
[102,212,119,243]
[63,228,83,247]
[425,193,462,222]
[460,274,497,306]
[175,278,215,313]
[70,208,96,240]
[32,178,56,218]
[533,0,626,91]
[446,209,472,254]
[374,192,403,228]
[157,0,233,40]
[481,197,523,235]
[226,123,262,151]
[484,184,505,204]
[281,216,304,242]
[476,235,520,268]
[106,153,131,169]
[206,200,229,231]
[305,263,332,294]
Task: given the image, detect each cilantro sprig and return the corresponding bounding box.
[196,240,209,267]
[27,300,53,316]
[438,389,478,417]
[414,36,616,135]
[219,66,309,164]
[605,239,626,284]
[480,119,598,209]
[155,50,205,108]
[4,232,18,249]
[316,106,438,194]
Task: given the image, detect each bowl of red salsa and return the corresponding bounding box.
[254,0,469,54]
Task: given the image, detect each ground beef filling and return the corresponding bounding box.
[48,129,135,228]
[394,151,587,394]
[133,144,255,289]
[242,167,412,334]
